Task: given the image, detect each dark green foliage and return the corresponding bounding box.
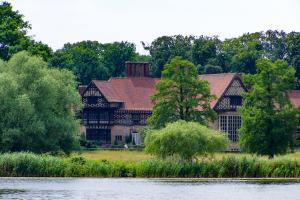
[203,64,223,74]
[286,32,300,79]
[143,35,193,77]
[50,41,136,84]
[0,52,82,153]
[1,152,300,178]
[145,31,300,79]
[50,41,109,85]
[144,121,228,160]
[0,2,53,61]
[101,41,136,77]
[148,57,216,128]
[192,36,221,66]
[239,59,299,158]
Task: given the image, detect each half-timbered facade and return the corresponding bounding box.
[79,62,247,148]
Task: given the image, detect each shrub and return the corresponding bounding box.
[144,121,228,160]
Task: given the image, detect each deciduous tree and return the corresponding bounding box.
[148,56,216,128]
[145,121,228,160]
[0,51,82,153]
[238,59,299,158]
[0,2,52,61]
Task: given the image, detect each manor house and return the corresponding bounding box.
[79,62,300,149]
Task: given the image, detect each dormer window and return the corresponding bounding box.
[230,96,242,106]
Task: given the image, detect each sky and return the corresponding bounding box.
[6,0,300,54]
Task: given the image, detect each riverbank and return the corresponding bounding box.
[1,152,300,178]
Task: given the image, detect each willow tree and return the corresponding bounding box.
[0,51,82,153]
[148,56,216,129]
[239,59,299,158]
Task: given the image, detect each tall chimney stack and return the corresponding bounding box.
[125,61,150,77]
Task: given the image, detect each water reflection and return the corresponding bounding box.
[0,178,299,200]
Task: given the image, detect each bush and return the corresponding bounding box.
[144,121,228,160]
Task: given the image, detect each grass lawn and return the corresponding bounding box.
[77,149,152,161]
[76,149,300,161]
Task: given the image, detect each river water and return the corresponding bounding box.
[0,178,299,200]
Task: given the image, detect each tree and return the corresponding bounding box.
[50,41,136,84]
[101,41,136,77]
[145,121,228,160]
[238,59,299,158]
[143,35,193,77]
[50,41,109,85]
[220,32,263,74]
[192,36,221,66]
[148,56,216,129]
[0,51,82,153]
[203,64,223,74]
[0,2,52,61]
[286,32,300,79]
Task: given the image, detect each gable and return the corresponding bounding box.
[214,77,245,111]
[82,82,110,108]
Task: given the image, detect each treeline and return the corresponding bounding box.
[1,2,300,86]
[144,32,300,78]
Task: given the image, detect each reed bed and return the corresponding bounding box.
[0,152,300,178]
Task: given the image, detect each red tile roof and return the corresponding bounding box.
[288,90,300,107]
[199,73,236,107]
[93,77,159,110]
[91,73,237,111]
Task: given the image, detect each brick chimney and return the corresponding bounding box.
[125,61,150,77]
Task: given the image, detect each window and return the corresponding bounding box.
[88,111,98,124]
[296,127,300,140]
[219,115,241,142]
[229,96,242,106]
[132,113,140,123]
[87,97,98,104]
[86,129,111,143]
[99,111,109,121]
[115,135,123,141]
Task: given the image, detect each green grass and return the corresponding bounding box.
[78,149,152,161]
[1,152,300,178]
[77,149,300,162]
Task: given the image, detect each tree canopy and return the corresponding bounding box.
[0,51,82,153]
[238,59,299,158]
[144,31,300,80]
[145,121,228,160]
[0,2,52,61]
[50,41,137,84]
[148,56,216,129]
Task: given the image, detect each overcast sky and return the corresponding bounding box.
[6,0,300,54]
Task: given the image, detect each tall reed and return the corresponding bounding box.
[0,152,299,178]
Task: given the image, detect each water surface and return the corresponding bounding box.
[0,178,299,200]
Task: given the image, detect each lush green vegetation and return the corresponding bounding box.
[239,59,299,158]
[1,152,300,178]
[0,2,52,61]
[145,121,228,160]
[148,57,216,128]
[145,32,300,80]
[49,41,138,85]
[2,2,300,82]
[0,52,82,153]
[78,150,300,161]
